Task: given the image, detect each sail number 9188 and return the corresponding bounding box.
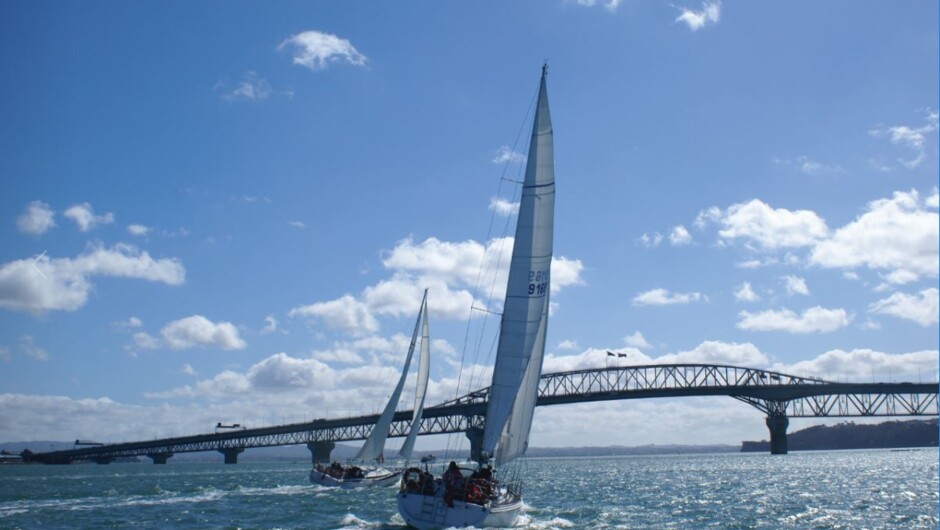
[528,270,548,296]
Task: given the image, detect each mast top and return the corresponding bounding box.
[541,62,548,78]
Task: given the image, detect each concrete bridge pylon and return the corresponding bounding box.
[307,441,335,464]
[766,415,789,455]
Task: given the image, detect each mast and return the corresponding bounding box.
[355,289,428,461]
[481,65,555,465]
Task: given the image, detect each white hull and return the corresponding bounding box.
[396,490,522,529]
[309,468,400,489]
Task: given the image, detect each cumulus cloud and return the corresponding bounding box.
[632,288,705,306]
[772,348,938,382]
[161,315,247,350]
[279,30,367,71]
[64,203,114,232]
[669,225,692,246]
[782,275,809,296]
[715,199,829,250]
[675,1,721,31]
[492,146,525,164]
[489,197,520,217]
[737,306,851,334]
[809,190,938,283]
[289,294,379,335]
[868,288,938,327]
[113,316,143,329]
[624,331,651,349]
[17,201,56,235]
[775,155,843,176]
[557,339,579,351]
[289,221,306,229]
[0,243,185,314]
[869,110,939,168]
[291,236,586,330]
[734,282,759,302]
[181,363,197,376]
[127,224,151,236]
[133,332,160,350]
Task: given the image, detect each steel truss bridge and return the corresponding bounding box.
[28,364,938,464]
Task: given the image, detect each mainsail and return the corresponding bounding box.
[355,289,429,461]
[482,66,555,466]
[398,298,431,460]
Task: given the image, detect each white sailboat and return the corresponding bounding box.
[397,64,555,529]
[311,290,432,488]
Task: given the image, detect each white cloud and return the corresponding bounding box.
[557,339,579,351]
[261,315,279,335]
[0,243,185,314]
[289,294,379,335]
[868,288,938,327]
[772,348,938,382]
[279,30,367,71]
[796,156,842,175]
[132,332,160,350]
[675,1,721,31]
[19,335,49,361]
[694,206,722,230]
[290,235,584,335]
[492,146,525,164]
[782,275,809,296]
[17,201,56,235]
[632,288,704,306]
[843,271,860,281]
[656,340,767,366]
[219,71,271,102]
[573,0,623,13]
[669,225,692,246]
[737,306,851,334]
[927,188,939,209]
[63,203,114,232]
[161,315,247,350]
[638,232,664,248]
[289,221,306,229]
[809,189,938,283]
[869,110,939,168]
[717,199,829,250]
[489,197,520,217]
[113,316,143,329]
[734,281,759,302]
[127,224,151,236]
[181,363,197,376]
[624,331,651,349]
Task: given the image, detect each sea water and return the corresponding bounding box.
[0,449,936,529]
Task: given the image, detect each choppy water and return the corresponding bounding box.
[1,449,936,529]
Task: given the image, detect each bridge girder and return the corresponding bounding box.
[27,364,938,463]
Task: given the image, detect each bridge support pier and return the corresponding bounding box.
[466,426,484,463]
[766,415,789,455]
[92,456,115,465]
[219,447,244,464]
[147,452,173,464]
[307,441,335,464]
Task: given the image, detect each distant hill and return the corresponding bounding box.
[741,418,939,452]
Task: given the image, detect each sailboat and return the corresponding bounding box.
[396,64,555,528]
[310,290,432,488]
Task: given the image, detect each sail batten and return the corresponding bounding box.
[355,290,428,462]
[481,68,555,465]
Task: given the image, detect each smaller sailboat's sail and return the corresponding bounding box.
[398,301,430,460]
[355,290,428,461]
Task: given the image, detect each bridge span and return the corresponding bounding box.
[26,364,938,464]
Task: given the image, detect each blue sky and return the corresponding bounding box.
[1,1,937,449]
